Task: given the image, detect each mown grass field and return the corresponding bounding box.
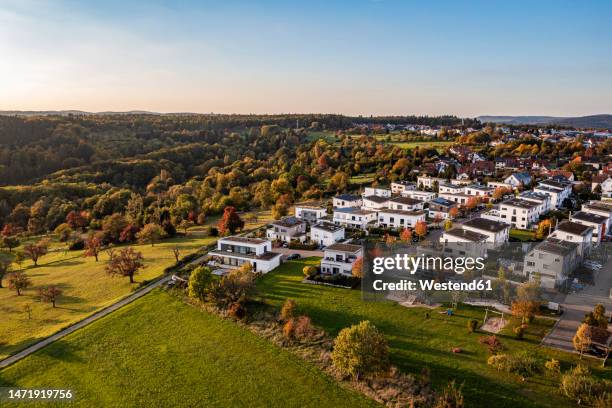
[510,228,537,242]
[0,290,375,408]
[0,234,216,360]
[256,259,612,408]
[389,141,454,151]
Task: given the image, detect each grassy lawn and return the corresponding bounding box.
[0,290,374,408]
[349,173,376,187]
[510,229,537,242]
[0,234,216,360]
[256,258,611,408]
[390,141,454,151]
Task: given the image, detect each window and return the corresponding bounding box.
[527,261,535,267]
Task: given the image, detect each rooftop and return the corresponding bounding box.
[534,238,578,256]
[388,196,422,206]
[334,194,361,201]
[520,191,550,201]
[538,179,570,189]
[378,209,426,216]
[269,216,305,228]
[334,207,376,215]
[430,197,455,207]
[363,195,390,204]
[444,227,487,242]
[571,211,608,224]
[466,184,494,191]
[325,243,362,253]
[463,217,509,232]
[583,201,612,214]
[556,221,593,236]
[220,236,267,245]
[502,198,539,209]
[312,222,344,233]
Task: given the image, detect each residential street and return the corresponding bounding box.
[542,256,612,352]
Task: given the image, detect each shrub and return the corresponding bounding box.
[208,263,256,308]
[302,266,317,278]
[487,354,509,371]
[544,359,560,375]
[514,325,525,340]
[293,315,316,340]
[227,302,246,319]
[288,241,318,250]
[434,380,464,408]
[560,368,601,404]
[188,266,213,301]
[332,321,389,380]
[206,226,219,237]
[283,318,296,339]
[467,319,478,333]
[488,352,541,378]
[478,335,503,354]
[280,299,296,321]
[68,238,85,251]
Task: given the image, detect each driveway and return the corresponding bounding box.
[274,247,324,259]
[542,259,612,352]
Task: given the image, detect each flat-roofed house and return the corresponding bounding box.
[440,227,488,259]
[438,192,471,206]
[363,186,392,198]
[498,198,540,229]
[320,243,363,276]
[209,236,282,273]
[401,190,437,202]
[417,176,444,190]
[266,217,307,243]
[294,205,327,223]
[549,221,593,258]
[332,194,362,209]
[463,184,494,200]
[362,195,389,211]
[333,208,377,230]
[534,179,572,208]
[461,217,509,245]
[582,201,612,233]
[519,191,552,215]
[428,197,457,220]
[523,238,579,288]
[386,196,424,211]
[377,209,426,229]
[570,211,608,244]
[391,180,416,194]
[310,222,345,247]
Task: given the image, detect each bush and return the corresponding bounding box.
[293,315,316,340]
[227,302,246,319]
[488,352,541,378]
[332,321,389,380]
[302,266,317,278]
[68,238,85,250]
[434,380,464,408]
[514,325,525,340]
[288,241,318,250]
[188,266,213,301]
[478,335,503,354]
[467,319,478,333]
[280,299,296,321]
[560,368,602,404]
[283,318,296,339]
[544,359,560,375]
[206,226,219,237]
[487,354,509,371]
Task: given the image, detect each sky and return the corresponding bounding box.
[1,0,611,117]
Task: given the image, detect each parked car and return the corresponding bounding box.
[286,253,301,260]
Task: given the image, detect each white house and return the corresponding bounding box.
[487,181,513,190]
[438,183,464,195]
[438,192,471,206]
[497,198,540,229]
[363,186,392,198]
[581,201,612,232]
[570,211,608,244]
[266,217,307,243]
[401,190,437,202]
[310,222,345,247]
[600,178,612,198]
[417,176,444,190]
[332,194,362,209]
[428,197,457,220]
[519,191,552,215]
[440,227,488,260]
[361,195,389,211]
[333,208,377,230]
[386,196,425,211]
[391,181,416,194]
[549,221,593,258]
[504,172,532,188]
[377,209,426,229]
[320,243,363,276]
[294,205,327,223]
[461,217,509,245]
[209,236,282,273]
[534,179,572,208]
[463,184,494,200]
[523,238,578,288]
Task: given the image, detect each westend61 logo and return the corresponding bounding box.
[361,242,498,302]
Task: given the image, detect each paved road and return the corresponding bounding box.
[542,259,612,352]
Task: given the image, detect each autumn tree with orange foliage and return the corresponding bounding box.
[414,221,427,241]
[400,228,412,242]
[352,256,363,278]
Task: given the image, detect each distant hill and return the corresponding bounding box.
[478,114,612,129]
[0,110,161,116]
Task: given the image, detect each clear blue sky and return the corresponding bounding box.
[1,0,611,116]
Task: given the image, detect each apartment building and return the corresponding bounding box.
[310,222,345,247]
[428,197,457,220]
[332,208,377,230]
[377,209,426,229]
[266,217,307,243]
[570,211,608,244]
[332,194,362,209]
[294,205,327,223]
[386,196,425,211]
[549,221,592,258]
[497,198,540,229]
[362,195,390,211]
[401,190,437,202]
[390,180,416,194]
[523,238,579,289]
[363,186,392,198]
[461,217,509,245]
